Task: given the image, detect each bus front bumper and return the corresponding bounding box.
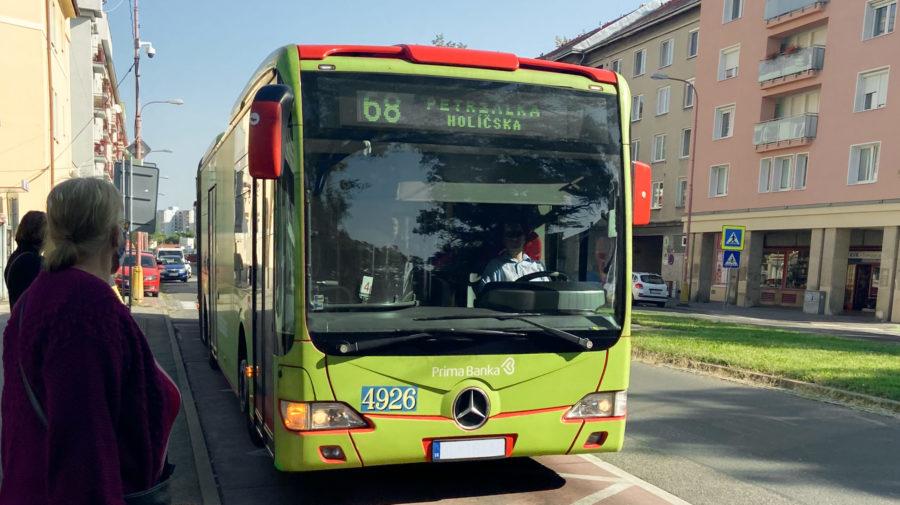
[273,408,625,471]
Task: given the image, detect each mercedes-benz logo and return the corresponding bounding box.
[453,388,490,430]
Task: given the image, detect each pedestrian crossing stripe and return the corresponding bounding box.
[726,232,740,246]
[724,253,739,268]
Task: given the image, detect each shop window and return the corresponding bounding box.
[761,249,809,289]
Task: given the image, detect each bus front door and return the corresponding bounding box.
[252,179,277,437]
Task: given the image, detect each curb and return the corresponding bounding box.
[164,315,222,505]
[633,348,900,417]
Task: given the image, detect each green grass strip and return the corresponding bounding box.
[632,314,900,401]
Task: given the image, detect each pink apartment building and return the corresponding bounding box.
[690,0,900,321]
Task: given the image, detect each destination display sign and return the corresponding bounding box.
[340,88,610,141]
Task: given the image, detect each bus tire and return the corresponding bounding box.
[199,300,209,346]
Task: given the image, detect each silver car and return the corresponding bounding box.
[631,272,669,307]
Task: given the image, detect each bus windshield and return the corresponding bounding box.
[302,72,623,354]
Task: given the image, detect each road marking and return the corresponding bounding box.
[580,455,692,505]
[180,301,197,310]
[568,482,631,505]
[557,473,620,483]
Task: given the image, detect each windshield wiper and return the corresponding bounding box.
[336,328,526,355]
[414,314,594,350]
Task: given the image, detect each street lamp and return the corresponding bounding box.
[652,72,698,304]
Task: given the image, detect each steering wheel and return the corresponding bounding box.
[514,271,568,282]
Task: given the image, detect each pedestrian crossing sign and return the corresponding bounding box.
[721,225,745,251]
[722,251,741,269]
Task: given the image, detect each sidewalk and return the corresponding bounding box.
[132,303,204,505]
[636,302,900,342]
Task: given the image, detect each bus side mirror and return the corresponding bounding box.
[632,161,651,226]
[248,84,294,180]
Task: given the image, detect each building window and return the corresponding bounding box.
[660,38,674,68]
[759,158,772,193]
[611,59,622,73]
[651,181,664,209]
[761,249,809,289]
[634,49,646,76]
[724,0,743,22]
[656,86,670,115]
[652,134,667,162]
[848,143,880,184]
[710,165,729,196]
[687,29,699,58]
[632,95,645,121]
[864,0,897,39]
[683,79,695,108]
[632,139,641,161]
[676,178,688,208]
[714,105,735,139]
[773,156,793,191]
[855,68,889,111]
[795,153,808,189]
[681,128,692,158]
[718,45,740,80]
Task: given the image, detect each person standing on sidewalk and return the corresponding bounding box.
[3,211,46,309]
[0,178,181,505]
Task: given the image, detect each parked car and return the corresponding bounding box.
[156,246,190,278]
[631,272,669,306]
[116,253,160,297]
[159,256,189,282]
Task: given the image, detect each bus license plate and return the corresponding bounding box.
[432,438,506,462]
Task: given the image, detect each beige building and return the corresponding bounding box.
[690,0,900,321]
[545,0,701,292]
[0,0,79,266]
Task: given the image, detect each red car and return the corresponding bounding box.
[115,252,161,297]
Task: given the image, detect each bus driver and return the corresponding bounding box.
[479,222,549,287]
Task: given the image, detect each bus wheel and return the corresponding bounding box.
[199,301,209,346]
[239,358,265,447]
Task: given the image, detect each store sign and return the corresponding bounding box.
[848,251,880,262]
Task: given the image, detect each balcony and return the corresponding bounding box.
[753,113,818,152]
[758,46,824,87]
[765,0,828,21]
[765,0,828,28]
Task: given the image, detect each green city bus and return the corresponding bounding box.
[197,44,651,471]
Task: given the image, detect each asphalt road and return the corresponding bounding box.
[159,280,900,505]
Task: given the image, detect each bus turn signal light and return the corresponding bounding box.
[280,401,368,432]
[564,391,627,419]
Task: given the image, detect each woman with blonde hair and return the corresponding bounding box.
[0,178,180,505]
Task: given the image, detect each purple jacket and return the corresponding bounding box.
[1,268,180,505]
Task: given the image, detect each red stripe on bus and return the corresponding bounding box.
[364,413,449,422]
[565,421,586,455]
[491,405,570,419]
[594,350,610,391]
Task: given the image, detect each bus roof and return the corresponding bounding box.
[297,44,617,85]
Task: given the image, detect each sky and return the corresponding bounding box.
[105,0,644,212]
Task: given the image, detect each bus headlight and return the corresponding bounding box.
[564,391,627,419]
[280,401,368,431]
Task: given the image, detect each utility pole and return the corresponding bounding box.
[130,0,144,305]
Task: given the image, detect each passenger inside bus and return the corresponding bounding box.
[479,222,550,288]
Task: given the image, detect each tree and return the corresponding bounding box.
[431,33,467,48]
